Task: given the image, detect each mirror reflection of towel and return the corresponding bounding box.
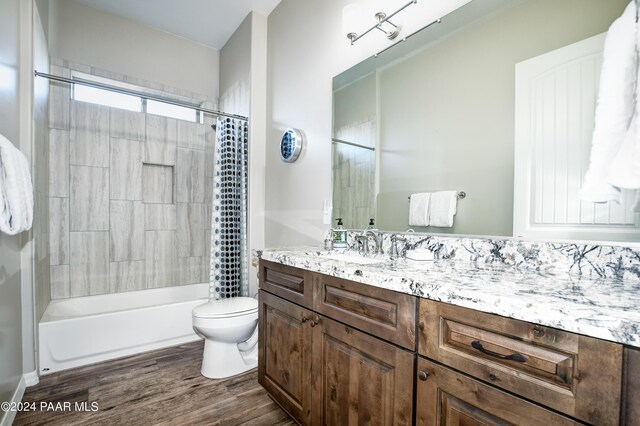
[409,193,430,226]
[429,191,458,228]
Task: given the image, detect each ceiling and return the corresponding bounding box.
[74,0,282,50]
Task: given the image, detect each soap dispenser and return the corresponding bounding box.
[364,218,376,231]
[332,218,348,249]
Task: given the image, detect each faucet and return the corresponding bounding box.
[363,230,383,255]
[389,234,407,259]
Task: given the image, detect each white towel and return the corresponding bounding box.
[429,191,457,228]
[0,133,33,235]
[409,193,430,226]
[581,2,639,203]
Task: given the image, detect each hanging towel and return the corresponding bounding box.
[0,133,33,235]
[581,1,638,203]
[429,191,458,228]
[409,192,430,226]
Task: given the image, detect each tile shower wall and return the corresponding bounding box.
[48,60,214,299]
[332,120,376,229]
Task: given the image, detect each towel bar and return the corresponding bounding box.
[408,191,465,201]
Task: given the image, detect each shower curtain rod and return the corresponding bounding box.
[34,71,249,121]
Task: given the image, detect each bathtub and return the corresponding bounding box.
[39,283,208,374]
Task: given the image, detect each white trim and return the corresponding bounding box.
[23,371,39,387]
[0,376,26,426]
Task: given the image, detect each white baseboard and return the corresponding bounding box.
[23,371,39,387]
[0,375,26,426]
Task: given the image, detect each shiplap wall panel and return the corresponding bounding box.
[514,33,640,241]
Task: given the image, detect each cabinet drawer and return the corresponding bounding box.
[416,357,581,425]
[260,260,313,309]
[313,273,417,350]
[419,299,623,425]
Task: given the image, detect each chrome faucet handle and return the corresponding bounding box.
[354,235,369,254]
[389,234,407,259]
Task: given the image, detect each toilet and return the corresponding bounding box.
[192,297,259,379]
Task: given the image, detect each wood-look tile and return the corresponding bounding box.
[70,166,109,231]
[110,108,145,141]
[177,203,205,258]
[145,115,177,165]
[145,230,177,288]
[69,232,109,297]
[142,164,174,204]
[110,201,144,262]
[49,197,69,266]
[50,265,69,300]
[144,204,176,231]
[177,120,206,151]
[49,129,70,197]
[176,148,205,203]
[49,65,70,130]
[109,261,145,293]
[110,138,143,200]
[16,342,293,426]
[70,102,109,167]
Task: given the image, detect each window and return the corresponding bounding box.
[70,72,199,122]
[147,100,197,122]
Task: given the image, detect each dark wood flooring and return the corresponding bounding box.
[15,340,295,426]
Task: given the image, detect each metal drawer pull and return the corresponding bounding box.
[310,316,320,327]
[301,316,309,323]
[417,370,429,381]
[471,340,527,363]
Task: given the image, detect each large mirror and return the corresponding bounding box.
[332,0,639,242]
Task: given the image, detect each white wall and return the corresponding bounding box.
[48,0,220,100]
[265,0,470,246]
[0,0,26,421]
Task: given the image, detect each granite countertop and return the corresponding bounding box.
[259,247,640,348]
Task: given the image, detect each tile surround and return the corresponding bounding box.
[48,59,214,299]
[70,102,110,167]
[70,165,109,231]
[110,138,143,201]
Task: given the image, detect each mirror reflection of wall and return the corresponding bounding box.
[332,73,377,230]
[332,0,635,241]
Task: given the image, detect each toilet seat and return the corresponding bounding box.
[192,297,258,319]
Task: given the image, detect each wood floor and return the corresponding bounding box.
[15,341,295,426]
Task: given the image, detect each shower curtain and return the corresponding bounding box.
[210,117,249,299]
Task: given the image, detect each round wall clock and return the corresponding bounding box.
[280,128,303,163]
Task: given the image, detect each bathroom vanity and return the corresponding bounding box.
[257,246,640,425]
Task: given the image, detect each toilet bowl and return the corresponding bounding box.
[192,297,259,379]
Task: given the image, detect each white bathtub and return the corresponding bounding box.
[39,283,208,374]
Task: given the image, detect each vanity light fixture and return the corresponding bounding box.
[344,0,418,45]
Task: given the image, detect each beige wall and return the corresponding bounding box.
[376,0,627,236]
[47,0,220,100]
[0,0,25,416]
[220,14,251,117]
[266,0,470,246]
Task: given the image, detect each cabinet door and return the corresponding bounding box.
[416,357,580,426]
[311,315,414,425]
[258,290,313,425]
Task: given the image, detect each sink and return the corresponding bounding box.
[320,253,386,265]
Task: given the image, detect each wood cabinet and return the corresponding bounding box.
[258,261,415,425]
[415,357,580,425]
[311,315,414,425]
[258,290,313,424]
[418,299,623,425]
[259,259,633,425]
